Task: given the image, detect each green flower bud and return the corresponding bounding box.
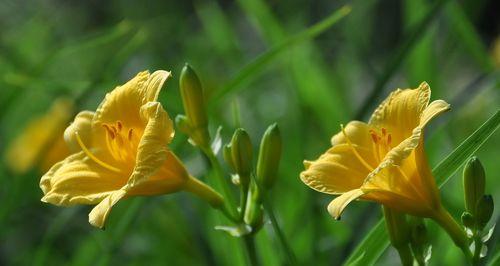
[476,195,494,229]
[179,64,210,147]
[175,114,191,135]
[223,143,235,172]
[256,123,282,189]
[463,156,486,215]
[231,128,253,187]
[461,212,474,229]
[244,182,264,230]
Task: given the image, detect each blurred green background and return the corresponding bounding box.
[0,0,499,265]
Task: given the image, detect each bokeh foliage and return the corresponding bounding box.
[0,0,498,265]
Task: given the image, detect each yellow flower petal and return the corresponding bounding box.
[127,101,182,189]
[369,82,431,143]
[327,189,365,219]
[94,70,171,129]
[64,111,95,152]
[40,151,125,206]
[301,121,376,194]
[88,189,127,228]
[129,152,189,195]
[40,135,71,173]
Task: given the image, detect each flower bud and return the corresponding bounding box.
[231,128,253,187]
[463,156,485,215]
[175,114,191,135]
[476,195,494,229]
[256,123,282,189]
[244,182,264,230]
[223,143,235,172]
[461,212,474,229]
[179,64,210,147]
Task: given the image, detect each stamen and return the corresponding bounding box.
[341,125,374,172]
[387,134,392,145]
[75,132,121,173]
[128,129,134,141]
[103,124,115,139]
[117,121,122,131]
[370,132,378,143]
[382,128,387,136]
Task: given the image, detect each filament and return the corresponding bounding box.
[75,132,121,173]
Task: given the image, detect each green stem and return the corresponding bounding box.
[472,234,482,266]
[432,208,472,261]
[202,147,239,221]
[244,235,259,266]
[396,244,414,266]
[253,174,296,265]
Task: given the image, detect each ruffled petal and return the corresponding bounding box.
[375,99,450,169]
[88,189,127,228]
[126,102,184,191]
[40,151,126,206]
[301,121,376,194]
[369,82,431,143]
[327,189,365,219]
[93,70,171,129]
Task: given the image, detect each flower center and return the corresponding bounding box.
[75,132,121,173]
[369,127,392,162]
[102,121,139,162]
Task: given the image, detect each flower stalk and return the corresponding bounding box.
[432,208,472,261]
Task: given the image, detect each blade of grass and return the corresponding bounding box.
[343,109,500,266]
[354,0,449,120]
[207,5,351,109]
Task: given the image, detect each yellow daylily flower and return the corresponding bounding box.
[40,70,223,228]
[5,98,73,174]
[301,82,450,219]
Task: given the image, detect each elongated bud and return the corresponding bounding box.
[463,157,485,215]
[223,144,235,171]
[476,195,494,229]
[175,115,191,135]
[461,212,474,229]
[244,182,264,230]
[231,129,253,188]
[179,64,210,147]
[256,123,282,189]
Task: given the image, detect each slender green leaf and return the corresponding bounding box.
[344,110,500,266]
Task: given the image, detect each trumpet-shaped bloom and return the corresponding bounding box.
[301,82,450,219]
[40,70,221,228]
[6,98,73,174]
